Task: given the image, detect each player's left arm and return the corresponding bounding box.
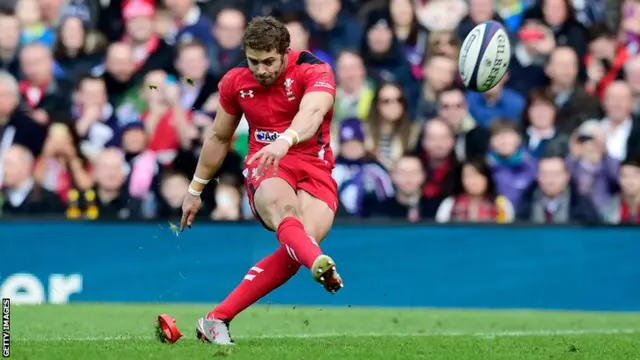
[283,63,336,144]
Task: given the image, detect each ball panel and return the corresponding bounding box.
[458,23,485,88]
[476,28,510,92]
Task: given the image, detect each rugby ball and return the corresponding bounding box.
[458,21,511,92]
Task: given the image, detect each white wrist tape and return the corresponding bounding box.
[193,176,210,185]
[284,129,300,144]
[187,185,202,197]
[278,135,293,146]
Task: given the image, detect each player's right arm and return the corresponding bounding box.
[181,73,241,231]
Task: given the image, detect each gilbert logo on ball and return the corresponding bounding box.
[459,20,511,92]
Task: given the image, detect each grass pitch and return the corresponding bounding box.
[9,304,640,359]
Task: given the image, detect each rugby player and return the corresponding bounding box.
[164,16,343,345]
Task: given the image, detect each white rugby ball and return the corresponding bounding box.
[458,20,511,92]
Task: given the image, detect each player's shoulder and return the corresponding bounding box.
[292,50,326,66]
[219,60,253,91]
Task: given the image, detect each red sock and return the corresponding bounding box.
[276,217,322,269]
[209,246,300,322]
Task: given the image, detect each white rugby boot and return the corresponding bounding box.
[311,254,344,294]
[195,316,235,345]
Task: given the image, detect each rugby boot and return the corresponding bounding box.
[195,316,235,345]
[311,254,344,294]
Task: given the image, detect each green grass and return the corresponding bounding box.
[8,304,640,359]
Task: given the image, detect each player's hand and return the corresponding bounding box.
[180,192,202,231]
[247,138,291,176]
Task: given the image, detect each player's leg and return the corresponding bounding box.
[297,189,343,293]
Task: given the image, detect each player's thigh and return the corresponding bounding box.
[252,177,300,231]
[297,189,335,243]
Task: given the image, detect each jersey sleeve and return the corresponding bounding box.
[302,62,336,98]
[217,71,241,116]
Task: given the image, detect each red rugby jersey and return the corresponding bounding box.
[217,50,336,167]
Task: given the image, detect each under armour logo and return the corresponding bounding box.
[239,90,254,98]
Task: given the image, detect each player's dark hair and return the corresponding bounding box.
[242,16,290,54]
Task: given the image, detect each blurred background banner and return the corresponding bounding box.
[1,221,639,311]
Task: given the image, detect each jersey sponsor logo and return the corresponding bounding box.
[313,81,334,90]
[239,90,254,98]
[254,130,280,143]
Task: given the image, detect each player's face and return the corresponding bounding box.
[245,47,286,86]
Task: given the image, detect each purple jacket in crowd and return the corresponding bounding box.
[565,155,619,210]
[488,150,538,209]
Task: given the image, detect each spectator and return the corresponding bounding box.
[333,50,375,126]
[91,147,142,219]
[521,88,569,159]
[53,3,106,82]
[435,157,514,223]
[361,12,416,97]
[333,118,394,218]
[436,86,490,162]
[305,0,362,60]
[466,74,526,128]
[456,0,505,40]
[585,23,628,99]
[509,21,555,96]
[388,0,429,71]
[624,54,640,117]
[545,46,601,134]
[1,144,64,215]
[566,120,619,210]
[365,81,420,170]
[0,70,47,157]
[372,154,440,221]
[19,43,73,123]
[163,0,213,45]
[155,169,190,218]
[621,0,640,54]
[206,7,245,79]
[516,153,600,223]
[416,54,457,123]
[174,39,218,112]
[140,76,196,166]
[600,80,640,161]
[15,0,54,47]
[282,13,333,66]
[33,121,94,203]
[414,0,467,32]
[487,119,537,208]
[121,0,174,75]
[211,174,243,221]
[425,30,460,62]
[603,155,640,224]
[94,42,138,106]
[523,0,589,64]
[417,118,457,202]
[0,11,21,76]
[73,75,127,158]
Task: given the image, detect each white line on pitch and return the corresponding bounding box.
[13,328,640,342]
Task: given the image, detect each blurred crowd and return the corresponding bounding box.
[1,0,640,225]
